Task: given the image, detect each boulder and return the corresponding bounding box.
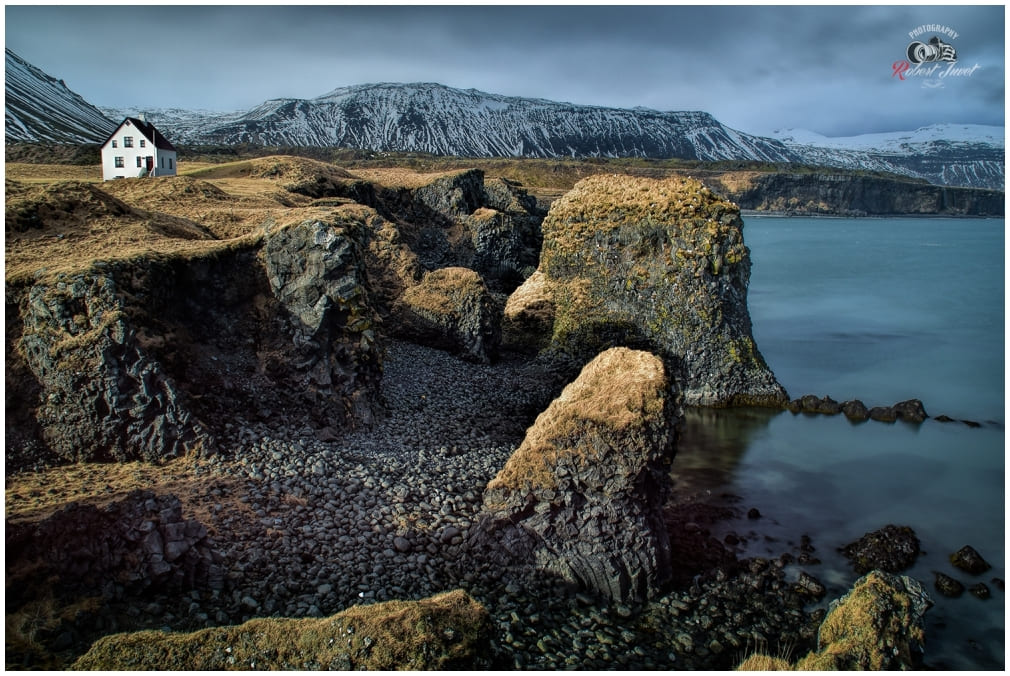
[393,267,500,363]
[841,399,870,422]
[933,572,965,597]
[476,348,678,604]
[950,545,991,575]
[842,525,921,574]
[738,571,933,671]
[893,399,928,423]
[797,571,932,670]
[7,212,386,468]
[501,270,555,354]
[72,589,491,670]
[526,174,786,407]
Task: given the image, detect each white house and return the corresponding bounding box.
[101,116,177,181]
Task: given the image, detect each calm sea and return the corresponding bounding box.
[675,216,1005,669]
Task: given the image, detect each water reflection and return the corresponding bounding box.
[672,406,781,496]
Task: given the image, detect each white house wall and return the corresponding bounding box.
[101,119,178,180]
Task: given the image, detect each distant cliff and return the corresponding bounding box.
[710,171,1004,217]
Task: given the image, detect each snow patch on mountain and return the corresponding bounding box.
[5,48,116,143]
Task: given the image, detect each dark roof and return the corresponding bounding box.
[101,117,176,151]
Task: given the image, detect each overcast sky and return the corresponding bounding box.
[5,4,1004,137]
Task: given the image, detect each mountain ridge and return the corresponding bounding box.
[5,48,1003,190]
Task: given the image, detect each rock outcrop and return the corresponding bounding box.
[476,347,678,604]
[842,525,921,574]
[13,269,212,464]
[512,174,786,406]
[6,490,223,606]
[72,589,491,670]
[737,571,933,670]
[263,217,382,423]
[724,171,1005,217]
[6,212,384,469]
[393,267,500,363]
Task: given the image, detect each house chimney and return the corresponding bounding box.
[138,112,146,122]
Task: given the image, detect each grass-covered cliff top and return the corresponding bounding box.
[3,158,483,286]
[544,173,739,232]
[486,347,668,495]
[72,589,490,670]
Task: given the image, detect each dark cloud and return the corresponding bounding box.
[4,5,1003,136]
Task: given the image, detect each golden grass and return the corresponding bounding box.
[4,456,248,533]
[350,167,473,189]
[399,266,485,315]
[487,347,667,495]
[5,163,103,183]
[73,589,489,670]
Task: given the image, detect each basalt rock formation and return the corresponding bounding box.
[476,348,678,604]
[72,589,492,670]
[737,571,933,670]
[6,490,223,606]
[6,211,384,469]
[508,174,787,407]
[393,266,500,363]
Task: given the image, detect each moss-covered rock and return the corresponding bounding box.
[72,589,491,670]
[501,270,555,353]
[525,173,786,407]
[477,347,678,603]
[736,571,933,671]
[394,267,500,363]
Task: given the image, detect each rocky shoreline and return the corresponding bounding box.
[8,340,831,670]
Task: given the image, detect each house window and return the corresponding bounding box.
[136,157,142,168]
[111,140,117,148]
[161,157,165,168]
[114,156,124,168]
[123,136,133,148]
[140,139,146,148]
[169,158,174,169]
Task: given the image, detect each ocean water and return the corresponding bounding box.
[674,216,1005,669]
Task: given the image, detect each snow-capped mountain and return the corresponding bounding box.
[6,48,1003,190]
[4,48,116,143]
[129,82,803,163]
[769,125,1005,190]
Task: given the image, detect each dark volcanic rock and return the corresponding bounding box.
[6,490,223,605]
[262,217,383,424]
[14,272,212,464]
[521,174,787,407]
[393,267,500,363]
[476,348,678,604]
[7,212,386,469]
[970,582,991,600]
[892,399,928,423]
[950,545,991,575]
[787,394,842,415]
[868,406,898,423]
[841,399,870,422]
[933,572,965,597]
[842,525,921,574]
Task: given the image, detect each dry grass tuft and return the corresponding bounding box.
[487,347,667,494]
[72,589,490,670]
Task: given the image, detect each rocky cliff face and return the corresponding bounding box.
[719,172,1005,217]
[476,348,678,604]
[511,174,787,407]
[5,159,546,470]
[6,212,384,469]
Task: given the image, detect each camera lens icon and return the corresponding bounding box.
[907,37,957,64]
